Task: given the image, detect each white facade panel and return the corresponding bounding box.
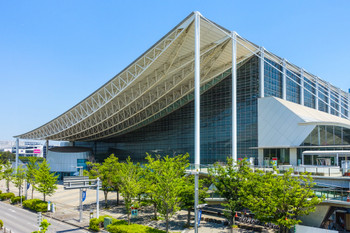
[47,150,90,173]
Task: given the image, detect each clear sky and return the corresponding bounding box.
[1,0,350,141]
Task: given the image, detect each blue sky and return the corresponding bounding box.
[1,0,350,141]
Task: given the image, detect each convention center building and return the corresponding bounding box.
[16,12,350,166]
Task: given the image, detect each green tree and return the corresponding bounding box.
[34,159,58,202]
[32,219,51,233]
[103,154,122,205]
[85,161,113,208]
[26,157,39,199]
[180,176,209,226]
[3,160,14,193]
[0,151,15,164]
[145,153,189,233]
[244,169,323,233]
[208,158,251,227]
[13,166,26,197]
[119,157,141,225]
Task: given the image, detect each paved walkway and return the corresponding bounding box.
[0,180,273,233]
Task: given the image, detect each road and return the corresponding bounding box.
[0,201,89,233]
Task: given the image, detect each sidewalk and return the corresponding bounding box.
[0,180,272,233]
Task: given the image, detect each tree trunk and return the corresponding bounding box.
[104,191,108,208]
[232,210,236,226]
[44,193,46,202]
[165,212,169,233]
[116,190,119,205]
[187,208,191,226]
[6,180,10,192]
[127,210,131,225]
[32,187,34,199]
[153,202,158,220]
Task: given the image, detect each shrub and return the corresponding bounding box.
[108,224,165,233]
[0,190,2,194]
[88,215,111,231]
[0,219,3,229]
[0,192,15,200]
[23,199,48,212]
[11,196,25,204]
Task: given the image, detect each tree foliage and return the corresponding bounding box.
[208,158,251,227]
[243,168,323,233]
[85,160,114,208]
[145,153,189,233]
[34,159,58,202]
[2,160,13,193]
[26,157,39,199]
[180,176,209,226]
[13,166,26,197]
[0,151,15,164]
[119,157,141,225]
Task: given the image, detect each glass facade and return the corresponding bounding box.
[264,58,282,98]
[76,56,260,164]
[301,125,350,146]
[73,53,350,166]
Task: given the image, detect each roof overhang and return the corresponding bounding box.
[16,12,260,141]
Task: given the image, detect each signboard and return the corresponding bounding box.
[198,209,202,225]
[34,149,41,154]
[272,157,278,167]
[82,191,86,202]
[63,176,97,189]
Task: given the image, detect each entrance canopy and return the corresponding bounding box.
[302,150,350,166]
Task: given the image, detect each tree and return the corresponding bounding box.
[180,176,209,227]
[103,154,122,205]
[13,166,26,197]
[26,157,39,199]
[119,157,141,225]
[145,153,189,233]
[208,158,251,228]
[243,169,323,233]
[2,160,13,193]
[32,219,51,233]
[34,159,58,202]
[0,152,15,164]
[85,161,113,208]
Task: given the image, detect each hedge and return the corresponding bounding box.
[89,215,112,232]
[11,196,25,204]
[0,192,15,200]
[108,224,166,233]
[0,219,3,229]
[23,199,48,212]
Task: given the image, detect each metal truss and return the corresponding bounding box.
[18,18,193,140]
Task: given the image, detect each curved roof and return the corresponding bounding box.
[17,12,349,141]
[16,12,258,141]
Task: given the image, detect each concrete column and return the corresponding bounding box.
[300,69,304,106]
[45,140,49,159]
[315,77,319,110]
[258,149,264,166]
[328,83,331,114]
[282,59,287,100]
[290,148,297,166]
[232,31,237,162]
[15,138,19,173]
[259,47,265,98]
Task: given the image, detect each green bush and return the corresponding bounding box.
[0,219,3,229]
[108,224,165,233]
[23,199,48,212]
[88,215,111,231]
[11,196,25,204]
[0,190,2,194]
[0,192,15,200]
